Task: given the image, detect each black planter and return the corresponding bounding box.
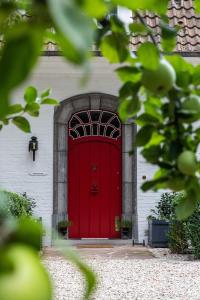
[121,227,132,239]
[148,219,169,248]
[58,228,67,237]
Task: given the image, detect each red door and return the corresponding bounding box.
[68,110,121,238]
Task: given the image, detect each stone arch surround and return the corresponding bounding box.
[53,92,138,240]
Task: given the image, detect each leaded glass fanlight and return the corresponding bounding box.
[69,110,121,140]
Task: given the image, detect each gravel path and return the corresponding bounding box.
[45,253,200,300]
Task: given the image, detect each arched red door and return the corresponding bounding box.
[68,110,122,238]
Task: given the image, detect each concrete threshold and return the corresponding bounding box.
[53,238,133,246]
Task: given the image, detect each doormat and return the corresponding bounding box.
[76,244,113,248]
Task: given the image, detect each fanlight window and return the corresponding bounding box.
[69,110,121,140]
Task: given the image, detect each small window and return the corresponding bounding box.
[91,111,101,122]
[101,112,113,123]
[106,126,114,137]
[85,125,91,136]
[76,126,85,137]
[77,112,89,124]
[110,117,120,128]
[70,130,78,139]
[70,117,80,128]
[99,125,105,136]
[92,124,98,135]
[112,130,120,139]
[69,110,121,140]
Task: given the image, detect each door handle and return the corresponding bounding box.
[91,184,99,195]
[115,216,120,232]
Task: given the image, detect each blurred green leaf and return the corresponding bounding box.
[56,240,97,300]
[11,217,43,251]
[193,65,200,85]
[135,125,155,146]
[116,66,142,83]
[80,0,108,18]
[166,55,193,88]
[176,194,197,220]
[129,23,147,34]
[0,24,43,117]
[141,177,168,191]
[136,113,160,126]
[41,88,51,98]
[161,21,178,52]
[110,0,168,14]
[48,0,94,62]
[100,33,128,63]
[25,103,40,113]
[24,86,38,103]
[8,104,23,115]
[41,98,59,105]
[12,116,31,133]
[194,0,200,13]
[137,42,159,70]
[119,97,141,122]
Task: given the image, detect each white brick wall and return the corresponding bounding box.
[0,56,199,245]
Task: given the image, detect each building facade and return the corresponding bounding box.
[0,1,199,245]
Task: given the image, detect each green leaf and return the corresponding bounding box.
[41,98,59,105]
[145,132,165,148]
[136,113,160,126]
[48,0,94,61]
[119,82,140,99]
[0,24,43,117]
[55,240,96,300]
[12,116,31,133]
[176,195,197,220]
[193,65,200,85]
[166,55,193,88]
[110,0,168,14]
[135,125,155,146]
[141,177,168,191]
[161,22,178,52]
[25,103,40,113]
[194,0,200,13]
[142,145,161,164]
[80,0,107,18]
[8,104,23,115]
[24,86,38,103]
[100,33,128,63]
[119,97,141,122]
[129,23,147,34]
[137,42,159,70]
[11,217,43,251]
[116,66,142,83]
[110,15,126,33]
[41,88,51,98]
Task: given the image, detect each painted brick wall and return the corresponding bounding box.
[0,56,199,245]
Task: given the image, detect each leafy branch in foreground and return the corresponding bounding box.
[0,86,58,133]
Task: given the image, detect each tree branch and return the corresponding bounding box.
[135,12,157,46]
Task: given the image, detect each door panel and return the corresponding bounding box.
[68,111,122,238]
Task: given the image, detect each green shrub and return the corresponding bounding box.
[168,220,188,254]
[2,191,36,218]
[185,207,200,259]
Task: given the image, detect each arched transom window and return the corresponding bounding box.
[69,110,121,140]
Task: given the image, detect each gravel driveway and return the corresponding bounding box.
[44,247,200,300]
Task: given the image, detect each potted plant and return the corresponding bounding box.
[57,220,71,237]
[120,219,132,239]
[147,193,176,248]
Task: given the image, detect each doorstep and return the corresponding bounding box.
[52,238,133,247]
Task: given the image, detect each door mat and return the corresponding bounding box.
[76,244,113,248]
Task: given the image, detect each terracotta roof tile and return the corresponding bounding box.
[130,0,200,52]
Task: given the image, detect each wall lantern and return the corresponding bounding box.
[29,136,38,161]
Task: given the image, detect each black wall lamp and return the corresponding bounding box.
[29,136,38,161]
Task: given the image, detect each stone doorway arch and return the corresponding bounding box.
[53,93,138,240]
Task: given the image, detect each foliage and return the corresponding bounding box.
[1,0,200,298]
[57,220,72,229]
[1,190,36,217]
[168,220,188,254]
[120,219,132,228]
[185,206,200,258]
